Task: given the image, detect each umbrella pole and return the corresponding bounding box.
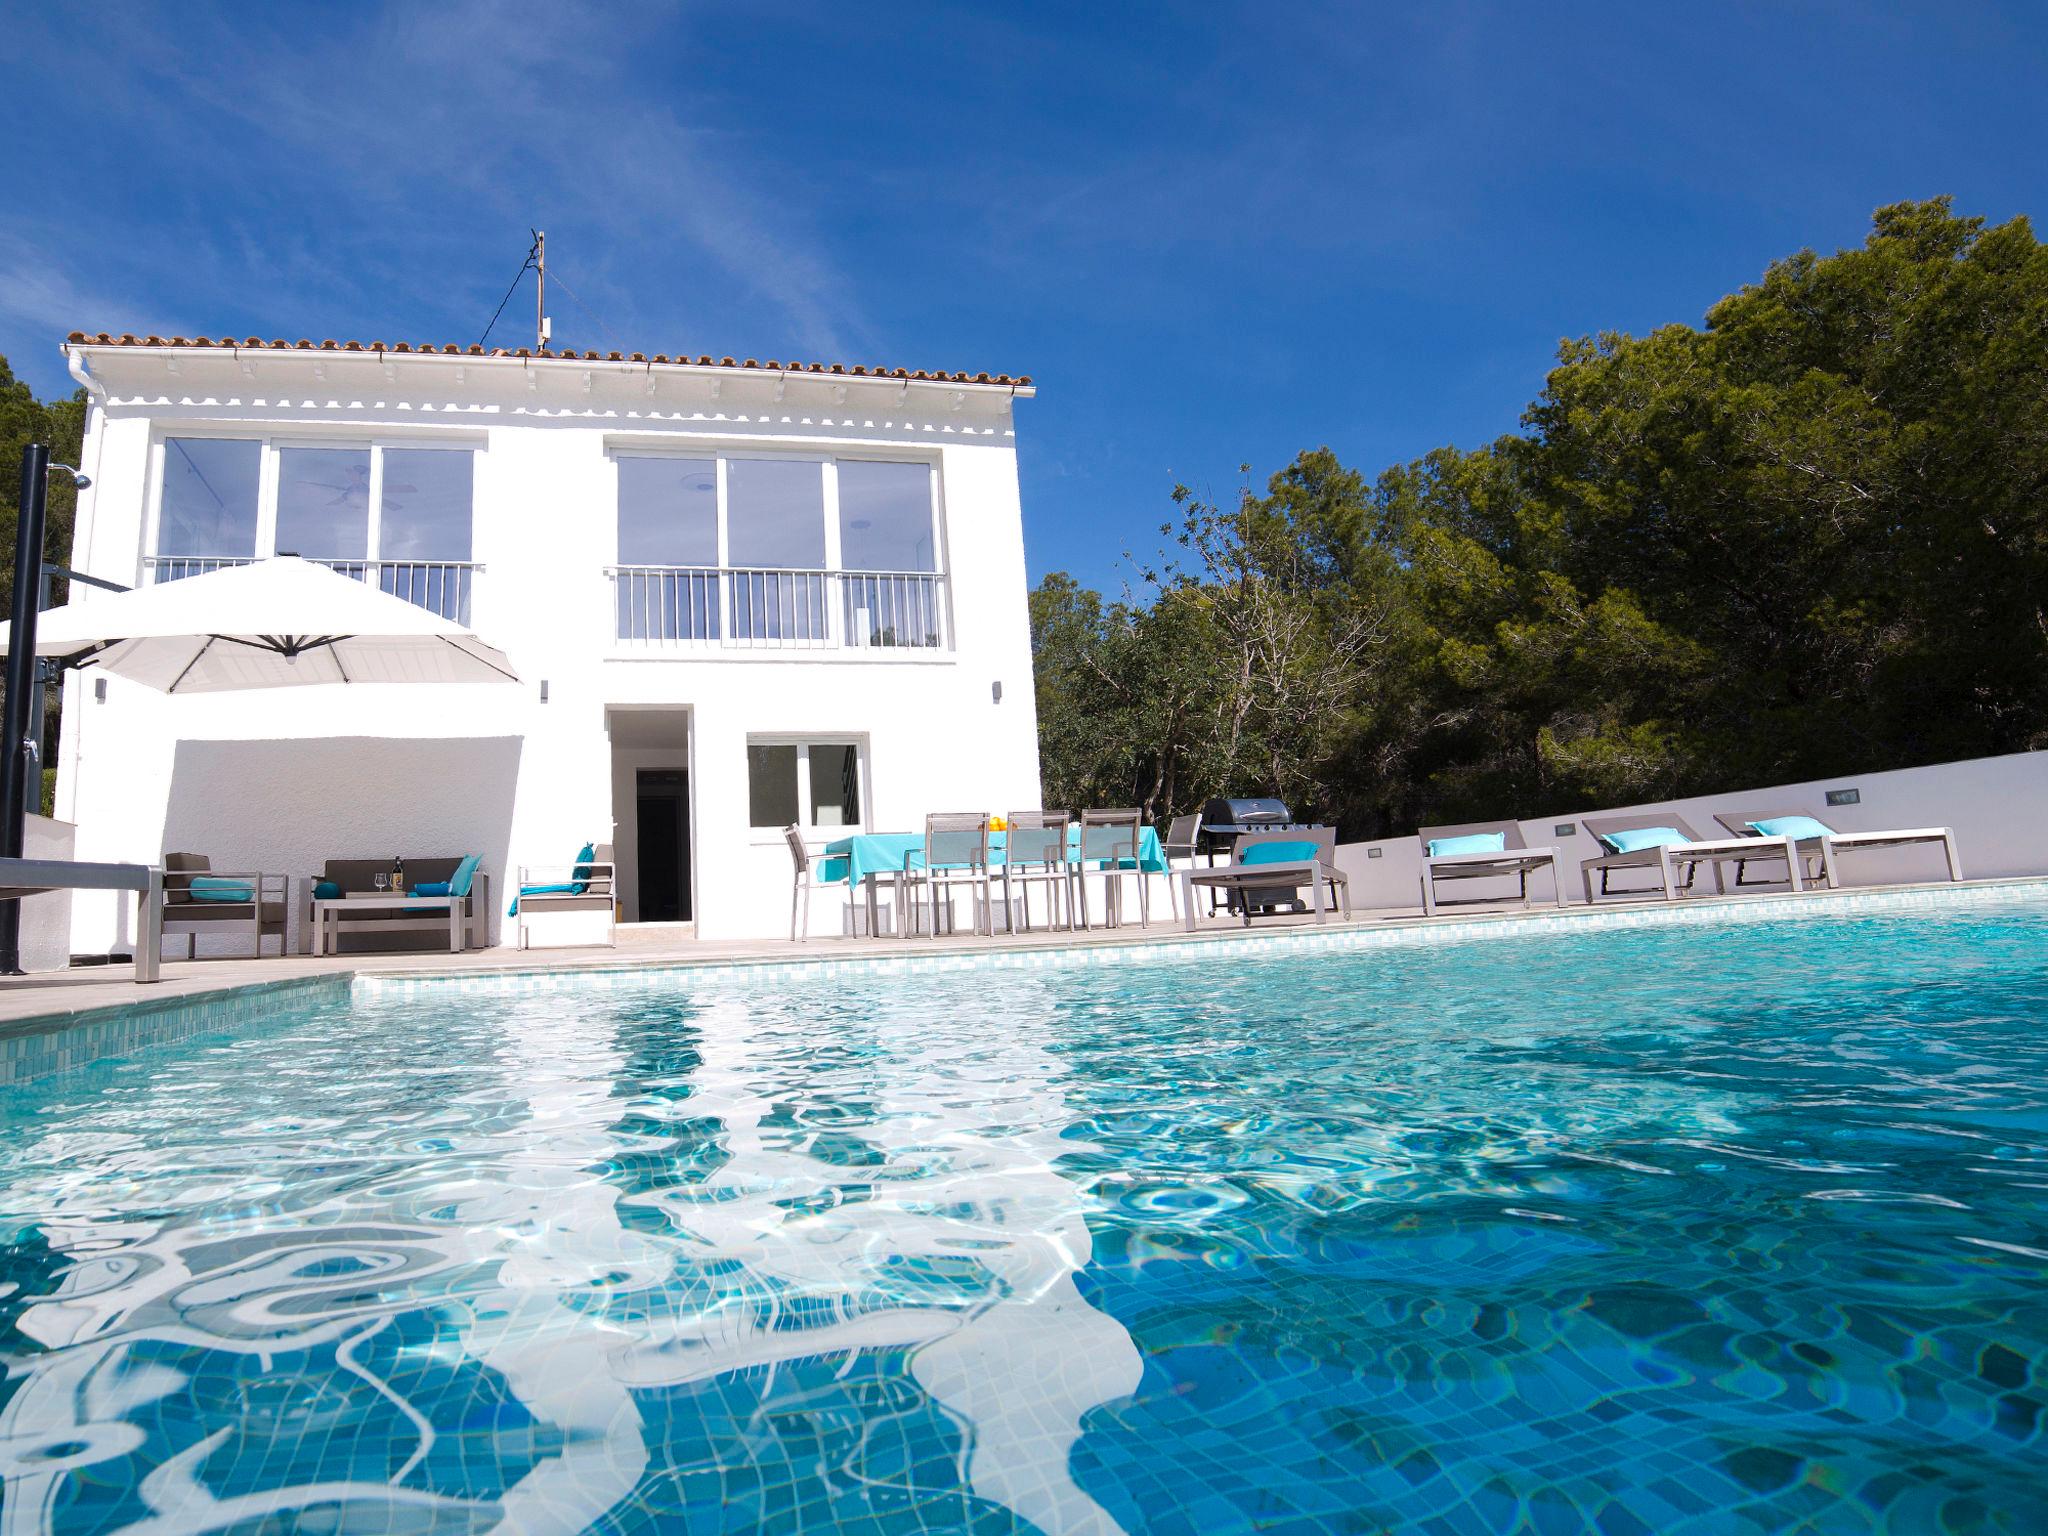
[0,442,50,974]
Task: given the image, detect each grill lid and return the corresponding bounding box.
[1202,796,1292,827]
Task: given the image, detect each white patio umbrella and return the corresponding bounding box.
[0,557,519,692]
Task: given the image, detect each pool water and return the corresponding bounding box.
[2,902,2045,1534]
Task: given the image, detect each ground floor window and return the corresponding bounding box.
[747,738,863,829]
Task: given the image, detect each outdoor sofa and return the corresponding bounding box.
[1179,827,1350,930]
[301,855,491,955]
[1580,814,1805,903]
[163,852,289,959]
[1711,809,1962,889]
[1416,821,1564,916]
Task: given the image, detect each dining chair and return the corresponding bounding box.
[782,825,843,942]
[1002,810,1072,932]
[904,813,996,937]
[1076,808,1149,929]
[1161,812,1201,921]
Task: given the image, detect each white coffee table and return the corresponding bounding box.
[312,890,465,956]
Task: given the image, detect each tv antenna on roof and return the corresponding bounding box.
[477,230,550,350]
[535,229,551,349]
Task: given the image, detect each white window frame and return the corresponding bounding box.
[146,432,479,565]
[746,733,869,835]
[607,447,943,581]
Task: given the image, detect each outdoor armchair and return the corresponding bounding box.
[162,852,289,959]
[1711,809,1962,889]
[1416,822,1564,916]
[511,843,615,949]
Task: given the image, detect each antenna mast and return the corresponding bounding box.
[534,230,550,349]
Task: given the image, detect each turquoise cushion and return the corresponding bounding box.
[1428,832,1506,857]
[509,882,583,916]
[313,879,342,901]
[450,853,483,898]
[1241,840,1320,866]
[1749,815,1832,841]
[188,876,254,902]
[411,881,452,897]
[1601,826,1689,854]
[571,842,596,894]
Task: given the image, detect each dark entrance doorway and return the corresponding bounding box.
[635,768,692,921]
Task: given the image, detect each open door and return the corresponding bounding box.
[634,768,692,922]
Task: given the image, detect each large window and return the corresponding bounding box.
[151,436,477,618]
[747,738,863,829]
[159,438,261,555]
[611,452,945,649]
[837,460,936,572]
[275,446,371,560]
[381,449,475,563]
[617,457,716,566]
[726,459,826,569]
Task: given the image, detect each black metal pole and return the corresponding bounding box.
[0,442,50,973]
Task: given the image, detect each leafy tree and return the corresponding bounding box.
[1033,199,2048,836]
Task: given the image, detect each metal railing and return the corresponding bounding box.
[609,567,948,651]
[145,555,480,624]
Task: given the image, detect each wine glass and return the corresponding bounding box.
[373,872,388,895]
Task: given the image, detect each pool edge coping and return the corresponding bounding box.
[351,874,2048,998]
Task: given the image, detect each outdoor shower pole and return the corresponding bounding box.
[0,441,50,973]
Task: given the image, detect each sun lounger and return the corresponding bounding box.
[1580,813,1805,902]
[1711,810,1961,889]
[1417,821,1564,915]
[1180,828,1350,930]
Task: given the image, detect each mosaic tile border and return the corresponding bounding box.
[354,876,2048,1001]
[0,974,350,1087]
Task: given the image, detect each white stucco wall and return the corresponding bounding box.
[1332,749,2048,911]
[53,347,1043,947]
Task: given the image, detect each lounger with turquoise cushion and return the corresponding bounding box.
[1179,829,1351,931]
[1579,813,1721,903]
[1415,821,1565,916]
[1710,808,1963,888]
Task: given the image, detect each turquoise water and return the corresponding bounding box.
[2,902,2046,1533]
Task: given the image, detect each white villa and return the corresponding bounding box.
[52,333,1043,951]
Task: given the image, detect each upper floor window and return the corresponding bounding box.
[727,458,826,570]
[152,436,476,619]
[610,451,945,648]
[837,460,936,573]
[154,438,474,566]
[159,438,261,555]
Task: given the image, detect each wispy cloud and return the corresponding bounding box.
[2,0,874,375]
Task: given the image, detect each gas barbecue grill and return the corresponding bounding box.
[1197,796,1315,854]
[1197,796,1325,914]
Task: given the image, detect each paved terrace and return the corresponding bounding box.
[1,873,2037,1034]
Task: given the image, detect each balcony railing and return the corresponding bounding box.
[145,555,481,624]
[609,566,948,651]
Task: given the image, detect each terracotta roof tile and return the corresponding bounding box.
[64,332,1030,386]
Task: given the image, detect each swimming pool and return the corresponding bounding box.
[2,892,2044,1533]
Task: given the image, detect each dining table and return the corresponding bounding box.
[821,826,1167,935]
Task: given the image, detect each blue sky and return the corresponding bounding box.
[3,2,2044,591]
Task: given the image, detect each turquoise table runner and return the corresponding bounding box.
[821,827,1165,887]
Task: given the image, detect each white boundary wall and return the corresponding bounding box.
[1333,750,2048,911]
